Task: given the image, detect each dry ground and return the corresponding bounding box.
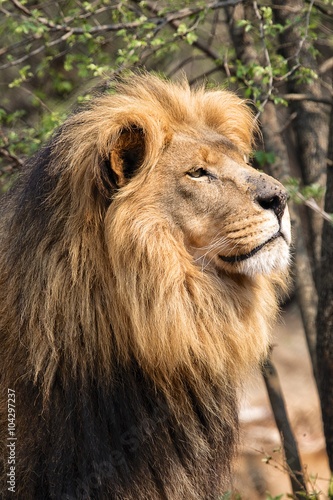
[234,301,331,499]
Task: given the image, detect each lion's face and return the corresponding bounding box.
[153,131,291,277]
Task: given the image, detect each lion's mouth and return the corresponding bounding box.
[219,232,282,263]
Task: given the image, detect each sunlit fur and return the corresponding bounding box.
[0,73,289,499]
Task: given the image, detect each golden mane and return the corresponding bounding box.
[0,73,288,499]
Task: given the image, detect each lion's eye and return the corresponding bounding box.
[187,168,210,179]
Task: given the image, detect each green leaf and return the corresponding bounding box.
[329,474,333,497]
[186,32,198,45]
[177,23,188,35]
[9,65,33,88]
[255,151,276,167]
[265,494,283,500]
[301,183,325,201]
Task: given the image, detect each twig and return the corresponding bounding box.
[296,192,333,224]
[275,63,301,82]
[207,8,220,47]
[0,30,74,70]
[297,0,315,57]
[167,55,207,78]
[252,1,274,116]
[0,147,24,169]
[319,57,333,75]
[135,0,224,65]
[281,93,332,106]
[306,0,333,17]
[188,66,227,86]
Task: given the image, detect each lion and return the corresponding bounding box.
[0,73,290,499]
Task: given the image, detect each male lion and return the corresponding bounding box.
[0,73,290,499]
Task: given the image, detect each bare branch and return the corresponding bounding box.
[281,93,332,106]
[138,0,227,65]
[252,1,274,116]
[0,30,74,70]
[319,57,333,76]
[262,354,308,498]
[0,147,24,169]
[297,0,315,58]
[167,55,207,78]
[308,0,333,17]
[296,193,333,224]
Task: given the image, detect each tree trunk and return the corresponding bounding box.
[316,101,333,474]
[273,0,329,274]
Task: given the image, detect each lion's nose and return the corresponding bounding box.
[256,187,288,223]
[249,172,288,222]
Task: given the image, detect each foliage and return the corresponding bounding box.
[1,0,331,187]
[254,150,276,168]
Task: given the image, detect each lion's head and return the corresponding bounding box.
[40,73,290,388]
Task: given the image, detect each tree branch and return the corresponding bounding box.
[252,1,274,115]
[281,93,332,106]
[0,147,24,169]
[0,30,75,70]
[262,355,308,498]
[295,193,333,223]
[319,57,333,75]
[131,0,232,68]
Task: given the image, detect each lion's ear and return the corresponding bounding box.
[110,126,145,187]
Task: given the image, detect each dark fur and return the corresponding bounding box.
[2,362,237,499]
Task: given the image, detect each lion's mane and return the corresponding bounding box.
[0,74,285,499]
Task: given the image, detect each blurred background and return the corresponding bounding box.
[1,1,332,497]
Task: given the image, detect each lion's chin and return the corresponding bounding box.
[218,235,290,277]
